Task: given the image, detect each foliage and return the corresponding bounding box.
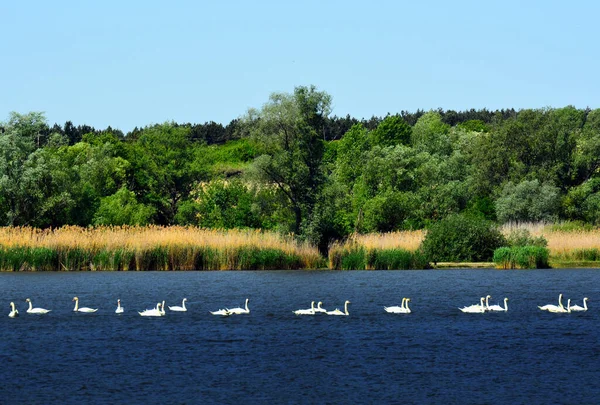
[495,180,560,224]
[328,244,429,270]
[420,214,506,262]
[93,187,156,226]
[505,229,548,247]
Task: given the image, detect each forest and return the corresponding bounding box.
[1,85,599,258]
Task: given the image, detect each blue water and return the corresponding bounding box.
[1,269,599,404]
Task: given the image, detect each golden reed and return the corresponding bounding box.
[0,226,324,270]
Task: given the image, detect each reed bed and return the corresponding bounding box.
[328,232,429,270]
[0,226,325,271]
[500,222,600,261]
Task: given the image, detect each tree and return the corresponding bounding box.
[495,180,560,223]
[371,115,412,147]
[93,186,155,225]
[246,85,331,234]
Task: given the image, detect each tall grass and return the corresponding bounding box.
[0,226,324,271]
[501,222,600,261]
[328,233,429,270]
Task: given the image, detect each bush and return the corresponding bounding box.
[493,246,550,269]
[329,244,430,270]
[506,229,547,247]
[420,214,506,262]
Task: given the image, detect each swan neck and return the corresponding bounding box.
[28,301,33,311]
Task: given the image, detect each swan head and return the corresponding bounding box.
[73,297,79,301]
[317,301,323,306]
[26,298,31,303]
[486,295,491,299]
[345,300,351,304]
[183,298,187,302]
[584,297,589,301]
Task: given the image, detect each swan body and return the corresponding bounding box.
[487,298,509,312]
[169,298,188,312]
[327,300,351,316]
[72,297,98,313]
[385,298,411,314]
[9,302,19,318]
[548,299,571,313]
[294,301,315,315]
[538,294,564,311]
[26,298,51,314]
[228,298,250,315]
[210,309,231,316]
[460,297,486,313]
[139,303,164,317]
[569,297,589,312]
[313,302,327,313]
[115,299,124,314]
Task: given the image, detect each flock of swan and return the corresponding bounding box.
[6,295,590,318]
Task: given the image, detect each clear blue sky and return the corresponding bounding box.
[2,0,598,132]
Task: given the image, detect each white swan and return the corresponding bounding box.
[139,303,164,317]
[385,298,408,313]
[26,298,51,314]
[293,301,315,315]
[487,298,509,312]
[484,295,492,311]
[228,298,250,315]
[169,298,188,312]
[313,301,327,314]
[460,297,486,313]
[8,302,19,318]
[458,297,485,314]
[538,294,564,311]
[327,300,351,316]
[569,297,589,312]
[72,297,98,313]
[115,299,124,314]
[548,299,571,313]
[210,308,231,316]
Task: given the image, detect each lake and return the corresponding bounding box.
[1,269,599,404]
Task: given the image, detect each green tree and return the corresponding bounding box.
[93,186,155,225]
[371,115,411,147]
[495,180,560,223]
[246,85,331,234]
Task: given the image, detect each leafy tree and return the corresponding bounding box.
[93,186,155,225]
[411,111,451,155]
[371,115,411,147]
[246,85,331,234]
[495,180,560,223]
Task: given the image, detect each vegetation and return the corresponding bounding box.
[493,246,550,269]
[2,86,600,270]
[0,227,325,271]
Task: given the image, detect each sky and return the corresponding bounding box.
[1,0,599,133]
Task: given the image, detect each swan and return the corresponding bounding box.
[139,303,164,317]
[72,297,98,313]
[160,300,166,315]
[210,308,231,316]
[327,300,351,316]
[169,298,188,312]
[538,294,564,311]
[25,298,51,314]
[115,299,124,314]
[385,298,408,313]
[569,297,589,312]
[228,298,250,315]
[8,302,19,318]
[313,302,327,313]
[487,298,509,312]
[460,297,486,313]
[293,301,315,315]
[548,299,571,313]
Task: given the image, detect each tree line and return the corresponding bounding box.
[1,85,598,254]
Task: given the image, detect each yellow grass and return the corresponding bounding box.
[342,231,425,252]
[501,222,600,257]
[0,226,323,270]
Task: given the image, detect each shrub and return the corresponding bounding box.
[420,214,506,262]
